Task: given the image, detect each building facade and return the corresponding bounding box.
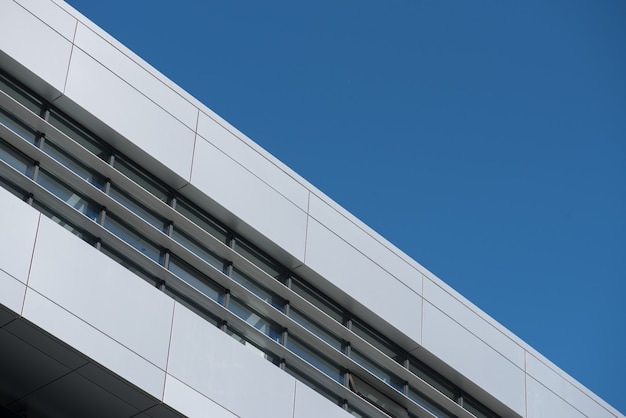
[0,1,622,417]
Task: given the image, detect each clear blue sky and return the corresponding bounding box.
[65,1,626,414]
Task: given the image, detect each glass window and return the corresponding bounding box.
[0,73,42,114]
[36,169,100,222]
[175,198,228,244]
[351,319,402,361]
[163,285,221,327]
[0,138,33,177]
[171,227,224,272]
[288,307,343,351]
[408,387,453,418]
[168,255,223,303]
[114,156,170,202]
[233,238,284,279]
[349,374,407,418]
[350,348,404,392]
[109,185,167,232]
[290,277,344,323]
[231,267,285,311]
[286,335,343,383]
[0,108,37,144]
[408,357,457,401]
[47,111,107,158]
[0,175,28,200]
[103,214,162,262]
[33,200,96,245]
[41,139,105,190]
[228,296,282,342]
[225,326,280,365]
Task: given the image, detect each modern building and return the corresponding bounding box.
[0,1,622,417]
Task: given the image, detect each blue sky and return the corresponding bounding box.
[65,1,626,414]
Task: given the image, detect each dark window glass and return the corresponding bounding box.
[0,138,33,177]
[103,214,162,262]
[0,175,28,200]
[33,200,96,245]
[109,185,167,232]
[0,73,42,113]
[171,227,224,272]
[288,307,343,351]
[41,139,105,190]
[36,169,100,222]
[114,156,170,202]
[350,348,404,392]
[0,108,37,143]
[291,277,344,323]
[349,374,407,418]
[163,285,222,327]
[175,198,228,244]
[47,111,107,158]
[228,296,282,342]
[286,335,343,383]
[225,325,280,365]
[408,357,457,401]
[233,238,284,279]
[168,255,223,303]
[408,387,453,418]
[351,319,402,361]
[231,267,284,311]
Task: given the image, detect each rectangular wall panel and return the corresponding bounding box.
[0,270,26,316]
[293,381,351,418]
[167,302,297,418]
[13,0,77,40]
[526,352,618,418]
[423,278,525,368]
[0,0,74,96]
[27,216,175,370]
[422,301,526,416]
[308,194,422,294]
[62,48,196,181]
[73,23,199,131]
[197,112,310,211]
[0,188,40,284]
[22,289,166,399]
[163,375,238,418]
[191,137,308,261]
[305,218,422,346]
[526,375,586,418]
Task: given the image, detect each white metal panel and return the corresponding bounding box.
[12,0,77,41]
[526,352,618,418]
[308,194,422,294]
[197,112,309,211]
[190,137,308,261]
[63,48,196,180]
[0,270,26,315]
[0,188,40,284]
[293,381,351,418]
[423,278,525,369]
[22,289,166,399]
[163,375,238,418]
[27,216,175,369]
[167,302,296,418]
[305,218,422,345]
[73,23,199,131]
[421,301,526,416]
[0,0,73,94]
[526,375,586,418]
